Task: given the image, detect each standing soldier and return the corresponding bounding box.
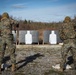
[0,12,19,73]
[0,15,2,73]
[58,16,76,71]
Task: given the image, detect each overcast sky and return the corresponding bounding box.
[0,0,76,22]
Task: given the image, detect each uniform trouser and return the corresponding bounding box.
[0,37,16,65]
[60,39,76,70]
[0,37,3,65]
[0,51,4,65]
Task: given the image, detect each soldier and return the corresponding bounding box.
[0,12,19,73]
[0,15,2,73]
[58,17,76,72]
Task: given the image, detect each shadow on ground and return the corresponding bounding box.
[66,56,73,65]
[16,53,44,70]
[3,56,10,63]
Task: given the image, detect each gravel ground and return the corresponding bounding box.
[1,45,76,75]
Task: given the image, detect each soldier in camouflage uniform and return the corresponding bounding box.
[0,12,19,73]
[0,15,2,73]
[59,20,76,71]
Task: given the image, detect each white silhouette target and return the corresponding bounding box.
[25,31,32,44]
[49,31,57,44]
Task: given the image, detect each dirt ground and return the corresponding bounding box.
[1,45,76,75]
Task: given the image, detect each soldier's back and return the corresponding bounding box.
[1,18,12,36]
[62,23,76,39]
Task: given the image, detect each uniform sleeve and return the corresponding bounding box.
[73,22,76,31]
[73,23,76,38]
[59,25,62,37]
[0,22,2,36]
[11,19,19,28]
[15,21,19,28]
[58,24,64,40]
[0,22,2,30]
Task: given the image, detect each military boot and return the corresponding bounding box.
[11,64,16,72]
[0,65,2,74]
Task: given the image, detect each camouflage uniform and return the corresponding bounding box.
[59,22,76,70]
[0,22,3,66]
[0,17,3,73]
[0,12,18,72]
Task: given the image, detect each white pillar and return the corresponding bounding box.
[49,31,57,44]
[25,31,32,44]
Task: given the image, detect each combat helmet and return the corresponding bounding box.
[1,12,9,20]
[63,16,71,23]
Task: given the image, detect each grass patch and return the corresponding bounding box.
[44,69,64,75]
[14,72,25,75]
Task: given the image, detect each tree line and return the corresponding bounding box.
[18,16,76,30]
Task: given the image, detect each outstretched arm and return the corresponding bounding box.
[11,19,19,33]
